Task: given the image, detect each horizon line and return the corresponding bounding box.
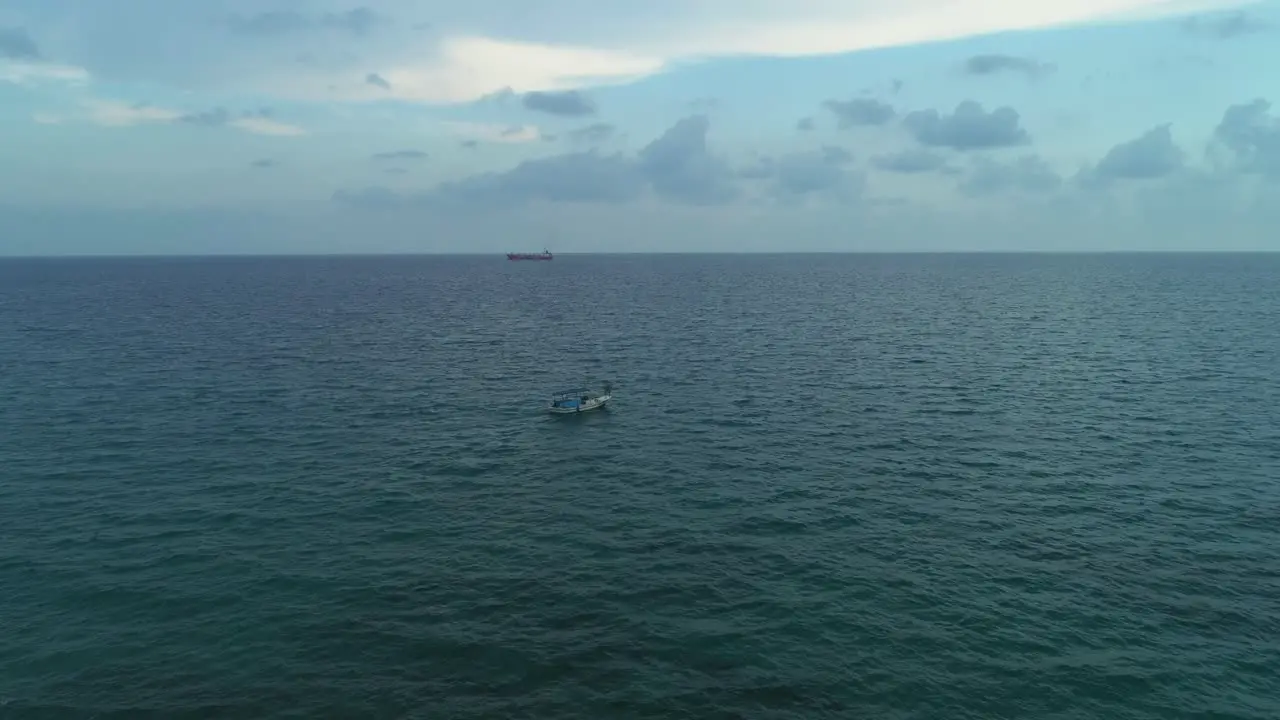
[3,249,1280,260]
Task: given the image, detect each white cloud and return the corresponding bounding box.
[12,0,1251,105]
[261,0,1253,104]
[31,113,63,125]
[82,101,306,136]
[626,0,1250,57]
[271,36,663,105]
[0,60,89,85]
[441,120,543,143]
[230,116,307,136]
[384,37,662,103]
[86,101,180,126]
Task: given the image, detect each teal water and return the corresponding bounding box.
[1,254,1277,719]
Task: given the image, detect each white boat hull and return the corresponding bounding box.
[548,394,612,414]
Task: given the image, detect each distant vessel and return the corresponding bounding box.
[507,248,553,261]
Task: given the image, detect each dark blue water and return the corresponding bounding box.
[2,254,1278,719]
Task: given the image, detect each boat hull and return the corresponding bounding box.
[507,253,553,261]
[548,395,611,414]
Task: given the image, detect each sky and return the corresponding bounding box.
[2,0,1279,254]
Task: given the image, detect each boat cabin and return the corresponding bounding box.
[550,388,592,409]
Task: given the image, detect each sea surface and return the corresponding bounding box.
[1,253,1278,719]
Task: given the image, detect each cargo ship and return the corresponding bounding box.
[507,248,553,261]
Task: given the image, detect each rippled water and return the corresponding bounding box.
[2,254,1278,719]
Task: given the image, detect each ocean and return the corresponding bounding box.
[1,253,1277,719]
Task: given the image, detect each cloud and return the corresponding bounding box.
[227,7,385,37]
[739,145,862,202]
[454,152,646,203]
[566,122,615,144]
[824,98,896,128]
[322,8,383,35]
[337,152,645,207]
[796,117,816,132]
[902,100,1031,149]
[689,97,719,113]
[1212,99,1280,179]
[1087,124,1186,181]
[336,114,741,207]
[341,100,1266,220]
[171,107,306,136]
[348,38,661,104]
[443,121,541,143]
[87,101,180,126]
[83,101,305,135]
[232,116,306,136]
[176,108,232,127]
[331,185,404,207]
[226,11,310,36]
[252,159,278,169]
[371,150,428,161]
[0,26,40,60]
[1181,11,1269,39]
[366,72,391,89]
[0,61,89,84]
[29,0,1237,107]
[635,115,738,204]
[821,146,855,164]
[522,90,596,116]
[422,0,1243,103]
[473,86,517,105]
[962,54,1055,79]
[871,149,951,174]
[959,155,1062,195]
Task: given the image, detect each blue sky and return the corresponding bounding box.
[2,0,1279,254]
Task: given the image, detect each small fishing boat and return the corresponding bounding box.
[548,383,613,414]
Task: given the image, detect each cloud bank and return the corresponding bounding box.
[330,92,1280,222]
[5,0,1254,104]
